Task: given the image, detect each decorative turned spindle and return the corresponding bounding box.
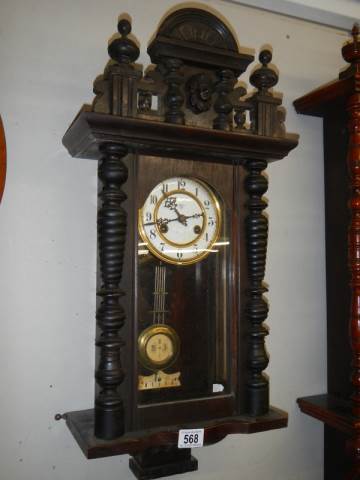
[244,158,269,416]
[164,58,185,124]
[95,143,128,439]
[347,92,360,418]
[213,69,236,130]
[342,24,360,419]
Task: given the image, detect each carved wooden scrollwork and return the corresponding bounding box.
[186,73,213,114]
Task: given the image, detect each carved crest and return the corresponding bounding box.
[91,8,289,136]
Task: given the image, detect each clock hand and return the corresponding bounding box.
[174,207,188,226]
[173,212,204,226]
[183,212,204,220]
[144,218,168,227]
[163,196,188,226]
[144,211,204,228]
[143,217,179,227]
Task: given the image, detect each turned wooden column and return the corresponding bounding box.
[347,90,360,419]
[242,50,281,416]
[345,86,360,478]
[164,58,185,125]
[343,25,360,425]
[244,158,269,416]
[95,143,128,439]
[348,93,360,417]
[213,69,236,131]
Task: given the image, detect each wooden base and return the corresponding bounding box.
[297,394,360,478]
[63,406,288,459]
[297,394,360,436]
[129,446,198,480]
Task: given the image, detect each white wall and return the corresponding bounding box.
[226,0,360,29]
[0,0,346,479]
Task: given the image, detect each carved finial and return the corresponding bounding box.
[342,23,360,67]
[118,18,131,37]
[108,18,140,65]
[250,49,278,94]
[352,23,359,44]
[259,49,272,67]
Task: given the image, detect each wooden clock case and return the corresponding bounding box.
[61,6,298,478]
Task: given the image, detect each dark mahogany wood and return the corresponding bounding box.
[213,69,236,130]
[133,156,235,431]
[163,58,185,125]
[64,406,288,459]
[347,90,360,418]
[95,143,128,439]
[63,111,297,163]
[294,25,360,480]
[146,8,254,76]
[244,158,269,415]
[0,116,6,203]
[297,395,360,436]
[61,6,298,478]
[129,446,198,480]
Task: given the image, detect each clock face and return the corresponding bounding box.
[139,176,221,265]
[138,324,180,371]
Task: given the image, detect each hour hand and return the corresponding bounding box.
[163,197,188,226]
[143,217,170,227]
[174,207,188,226]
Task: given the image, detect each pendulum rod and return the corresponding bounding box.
[152,263,168,324]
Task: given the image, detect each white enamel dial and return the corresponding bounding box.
[139,176,221,265]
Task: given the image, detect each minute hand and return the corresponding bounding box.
[183,212,204,221]
[173,210,204,226]
[143,212,204,227]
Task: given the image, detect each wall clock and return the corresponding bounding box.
[60,6,298,479]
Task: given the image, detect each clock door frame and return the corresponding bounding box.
[128,155,247,431]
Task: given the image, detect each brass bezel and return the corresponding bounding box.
[138,324,180,371]
[138,176,222,266]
